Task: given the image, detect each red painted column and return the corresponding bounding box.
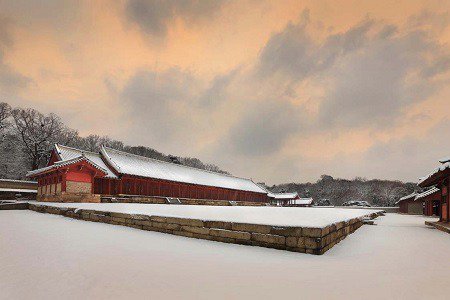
[61,172,67,192]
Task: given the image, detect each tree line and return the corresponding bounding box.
[0,102,229,179]
[265,174,417,207]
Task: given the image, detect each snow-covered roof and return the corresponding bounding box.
[268,192,299,199]
[101,146,267,194]
[418,161,450,186]
[290,198,314,205]
[415,187,439,201]
[27,155,108,178]
[395,192,417,204]
[439,157,450,164]
[55,144,117,178]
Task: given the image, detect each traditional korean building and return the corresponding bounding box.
[27,144,269,203]
[396,192,420,214]
[418,157,450,222]
[287,197,314,207]
[268,192,300,206]
[415,186,440,217]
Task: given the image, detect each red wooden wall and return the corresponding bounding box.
[94,175,268,202]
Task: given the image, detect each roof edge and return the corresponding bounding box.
[27,155,108,178]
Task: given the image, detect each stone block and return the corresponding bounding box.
[232,223,271,234]
[328,224,337,233]
[302,227,323,238]
[90,214,101,222]
[173,231,194,238]
[251,233,285,245]
[150,216,168,223]
[165,217,204,227]
[270,226,302,237]
[209,229,251,240]
[143,225,172,234]
[181,226,210,235]
[152,222,181,231]
[98,215,112,223]
[130,214,150,221]
[204,220,232,230]
[109,212,131,219]
[322,225,331,236]
[335,221,345,230]
[304,237,322,249]
[111,217,126,224]
[297,236,306,248]
[286,236,298,248]
[133,219,152,227]
[192,233,212,240]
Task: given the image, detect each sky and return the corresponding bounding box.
[0,0,449,185]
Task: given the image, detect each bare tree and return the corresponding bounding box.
[58,127,80,147]
[0,102,11,141]
[11,108,64,170]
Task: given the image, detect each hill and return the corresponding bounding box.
[264,175,417,207]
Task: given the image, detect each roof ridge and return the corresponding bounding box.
[102,146,255,182]
[27,155,108,177]
[439,156,450,163]
[55,143,101,156]
[55,155,108,173]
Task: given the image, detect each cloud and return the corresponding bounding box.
[362,118,450,181]
[256,10,374,83]
[224,98,302,156]
[197,68,239,109]
[0,1,81,33]
[0,17,30,95]
[125,0,226,37]
[318,27,448,129]
[121,68,198,143]
[254,10,450,131]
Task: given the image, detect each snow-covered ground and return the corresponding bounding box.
[1,211,449,299]
[35,202,382,227]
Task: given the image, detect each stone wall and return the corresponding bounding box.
[0,202,29,210]
[39,192,100,203]
[66,181,91,194]
[28,203,382,255]
[336,206,397,213]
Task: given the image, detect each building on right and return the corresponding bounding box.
[418,157,450,222]
[415,186,441,217]
[396,192,420,214]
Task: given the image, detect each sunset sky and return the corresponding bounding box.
[0,0,449,185]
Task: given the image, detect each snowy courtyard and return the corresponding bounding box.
[1,211,449,299]
[33,202,382,227]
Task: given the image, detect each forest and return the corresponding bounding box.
[0,102,229,179]
[266,175,416,207]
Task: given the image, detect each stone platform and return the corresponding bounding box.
[0,202,29,210]
[425,220,450,234]
[27,203,382,255]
